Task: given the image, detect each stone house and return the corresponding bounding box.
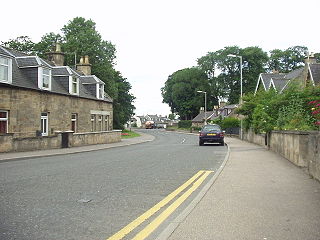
[0,45,120,152]
[254,55,320,94]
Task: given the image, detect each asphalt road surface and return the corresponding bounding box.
[0,129,227,240]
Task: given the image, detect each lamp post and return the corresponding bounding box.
[227,54,243,140]
[197,90,207,125]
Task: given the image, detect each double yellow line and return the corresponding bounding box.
[107,170,213,240]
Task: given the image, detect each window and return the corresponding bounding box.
[71,76,79,95]
[91,114,96,132]
[71,114,77,132]
[0,111,8,134]
[0,57,12,83]
[98,84,104,99]
[42,68,51,89]
[98,115,102,131]
[105,115,109,131]
[41,112,48,136]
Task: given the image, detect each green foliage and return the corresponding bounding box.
[197,46,268,104]
[161,67,213,120]
[237,85,320,132]
[178,120,192,129]
[209,116,239,129]
[268,46,308,73]
[2,36,35,54]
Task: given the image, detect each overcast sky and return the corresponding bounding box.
[2,0,320,116]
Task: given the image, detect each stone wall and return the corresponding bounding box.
[72,131,121,147]
[0,131,121,153]
[243,129,320,182]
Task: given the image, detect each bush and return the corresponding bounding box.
[178,120,192,128]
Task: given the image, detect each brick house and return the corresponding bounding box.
[0,45,120,152]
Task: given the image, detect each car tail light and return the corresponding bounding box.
[219,133,224,137]
[199,133,205,137]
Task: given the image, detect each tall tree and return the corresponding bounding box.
[161,67,212,120]
[268,46,308,72]
[197,46,268,104]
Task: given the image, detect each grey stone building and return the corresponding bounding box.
[254,55,320,94]
[0,45,119,152]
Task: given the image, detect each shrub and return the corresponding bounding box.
[178,120,192,128]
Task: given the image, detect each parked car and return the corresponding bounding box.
[199,124,225,146]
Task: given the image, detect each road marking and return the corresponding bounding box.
[132,171,213,240]
[181,138,186,144]
[106,170,205,240]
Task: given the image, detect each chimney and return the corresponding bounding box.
[272,69,279,74]
[304,52,317,64]
[76,55,92,75]
[199,107,204,114]
[47,43,65,66]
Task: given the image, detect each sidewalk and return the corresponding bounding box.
[0,132,155,162]
[164,137,320,240]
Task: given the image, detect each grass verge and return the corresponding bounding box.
[121,129,141,138]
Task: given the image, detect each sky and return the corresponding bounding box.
[2,0,320,116]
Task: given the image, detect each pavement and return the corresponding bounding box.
[163,137,320,240]
[1,132,319,240]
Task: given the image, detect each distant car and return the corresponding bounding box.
[199,124,225,146]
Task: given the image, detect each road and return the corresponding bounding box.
[0,129,227,240]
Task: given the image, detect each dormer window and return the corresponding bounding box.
[70,76,79,95]
[39,67,51,90]
[0,56,12,84]
[97,84,104,99]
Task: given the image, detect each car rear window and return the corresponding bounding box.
[202,125,221,131]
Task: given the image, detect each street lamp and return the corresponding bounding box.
[197,90,207,125]
[227,54,243,140]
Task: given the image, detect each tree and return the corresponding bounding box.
[161,67,212,120]
[268,46,308,73]
[1,36,35,54]
[197,46,268,104]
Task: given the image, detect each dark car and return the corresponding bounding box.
[199,124,225,146]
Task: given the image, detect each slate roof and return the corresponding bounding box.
[283,67,304,80]
[270,78,289,92]
[81,75,104,84]
[52,67,71,76]
[260,73,285,90]
[309,63,320,85]
[0,46,112,103]
[192,104,238,122]
[16,57,40,68]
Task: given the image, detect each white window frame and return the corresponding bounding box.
[38,67,51,90]
[96,84,104,99]
[71,113,77,132]
[0,56,12,84]
[0,110,9,134]
[69,76,79,95]
[105,115,110,131]
[91,114,96,132]
[41,112,49,136]
[98,115,103,131]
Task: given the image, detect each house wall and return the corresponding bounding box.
[0,86,113,138]
[243,129,320,182]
